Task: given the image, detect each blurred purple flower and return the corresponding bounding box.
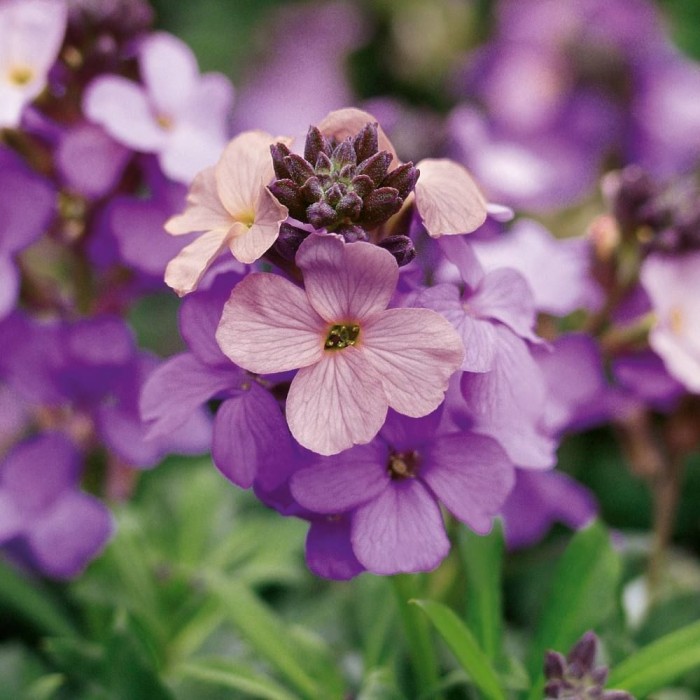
[0,433,112,578]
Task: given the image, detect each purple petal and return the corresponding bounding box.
[422,432,514,533]
[379,408,443,452]
[306,516,365,581]
[140,353,240,440]
[27,491,113,578]
[0,257,19,319]
[291,442,389,513]
[352,480,449,574]
[212,383,291,490]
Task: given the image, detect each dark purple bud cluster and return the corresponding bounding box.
[606,166,700,255]
[544,632,634,700]
[269,122,419,244]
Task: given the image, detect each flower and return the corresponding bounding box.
[291,408,514,575]
[0,433,113,579]
[0,0,67,128]
[216,234,465,455]
[164,130,290,295]
[83,31,233,183]
[640,251,700,393]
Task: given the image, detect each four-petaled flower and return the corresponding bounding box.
[216,234,465,455]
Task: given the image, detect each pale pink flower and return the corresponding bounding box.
[216,234,465,455]
[0,0,67,128]
[640,251,700,393]
[317,107,488,237]
[163,131,290,296]
[83,31,233,183]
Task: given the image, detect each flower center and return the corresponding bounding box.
[324,323,360,350]
[8,65,33,86]
[669,306,684,335]
[387,450,421,480]
[156,113,174,130]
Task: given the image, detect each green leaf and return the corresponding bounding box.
[356,668,406,700]
[0,560,76,637]
[525,521,621,700]
[178,659,300,700]
[209,576,344,699]
[607,619,700,696]
[459,521,504,661]
[411,599,505,700]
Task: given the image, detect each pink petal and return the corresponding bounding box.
[0,87,26,128]
[228,187,287,264]
[165,167,232,235]
[295,235,398,322]
[414,158,488,237]
[286,349,388,455]
[352,480,449,574]
[139,32,198,117]
[438,235,485,289]
[316,108,398,164]
[362,307,465,417]
[216,273,325,374]
[83,76,165,152]
[421,433,514,533]
[291,443,389,512]
[164,228,229,296]
[215,130,286,216]
[0,492,23,541]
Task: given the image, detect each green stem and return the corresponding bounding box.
[391,574,441,698]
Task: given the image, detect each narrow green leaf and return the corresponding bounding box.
[356,668,406,700]
[179,659,300,700]
[607,619,700,696]
[526,521,621,700]
[459,521,504,661]
[411,599,505,700]
[0,560,76,638]
[209,576,344,699]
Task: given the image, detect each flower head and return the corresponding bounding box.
[164,130,290,295]
[216,234,465,454]
[0,0,67,128]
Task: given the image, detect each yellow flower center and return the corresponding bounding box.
[8,65,33,86]
[324,323,360,350]
[669,306,684,335]
[156,113,174,130]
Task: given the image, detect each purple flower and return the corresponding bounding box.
[0,0,67,128]
[83,31,234,183]
[291,409,514,575]
[0,433,113,578]
[0,147,55,319]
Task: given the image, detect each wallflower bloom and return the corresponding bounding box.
[164,130,289,295]
[83,31,233,183]
[640,251,700,393]
[0,0,67,128]
[216,234,465,455]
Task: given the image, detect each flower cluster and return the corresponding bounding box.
[0,0,233,578]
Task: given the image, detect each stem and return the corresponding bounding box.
[390,574,441,698]
[647,456,685,595]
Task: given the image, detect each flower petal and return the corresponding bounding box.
[306,516,365,581]
[415,158,488,237]
[165,166,232,235]
[286,349,388,455]
[212,384,291,490]
[362,307,465,417]
[215,130,285,216]
[291,442,389,513]
[140,353,240,440]
[295,234,398,321]
[421,432,514,533]
[164,228,229,296]
[140,32,198,116]
[216,273,325,374]
[83,76,166,152]
[228,187,287,264]
[352,480,449,574]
